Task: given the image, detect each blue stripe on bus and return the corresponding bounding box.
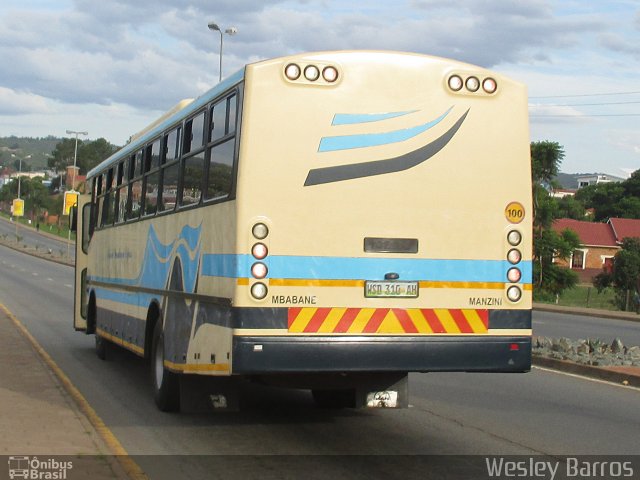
[92,256,532,308]
[331,110,417,125]
[200,254,533,284]
[318,107,452,152]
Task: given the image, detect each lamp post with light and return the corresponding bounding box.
[207,22,238,82]
[66,130,88,191]
[10,153,31,200]
[65,130,87,260]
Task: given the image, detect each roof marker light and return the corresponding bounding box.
[466,76,480,92]
[322,66,339,83]
[304,65,320,81]
[483,77,498,94]
[285,63,301,81]
[448,75,463,91]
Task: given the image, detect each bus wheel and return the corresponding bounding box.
[95,334,108,360]
[311,389,355,409]
[151,321,180,412]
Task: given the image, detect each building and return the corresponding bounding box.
[576,173,625,189]
[552,217,640,282]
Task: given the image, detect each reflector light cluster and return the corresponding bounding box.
[506,230,523,302]
[250,223,269,300]
[447,74,497,94]
[284,62,340,84]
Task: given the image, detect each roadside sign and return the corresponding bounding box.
[12,198,24,217]
[63,190,79,216]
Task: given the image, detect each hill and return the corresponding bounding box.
[0,136,63,171]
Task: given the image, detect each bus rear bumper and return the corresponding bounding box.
[232,335,531,374]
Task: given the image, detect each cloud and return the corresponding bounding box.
[0,87,50,115]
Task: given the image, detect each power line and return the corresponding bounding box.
[530,100,640,107]
[530,90,640,99]
[530,113,640,117]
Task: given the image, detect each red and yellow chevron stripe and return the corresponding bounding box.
[287,308,488,334]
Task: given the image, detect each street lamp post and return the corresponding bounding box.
[66,130,88,191]
[10,153,31,199]
[65,130,87,260]
[208,22,238,82]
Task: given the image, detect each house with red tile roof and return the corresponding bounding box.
[552,217,640,282]
[609,218,640,244]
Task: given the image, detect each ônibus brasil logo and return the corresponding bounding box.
[8,456,73,480]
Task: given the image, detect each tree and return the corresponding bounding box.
[530,141,579,299]
[575,168,640,221]
[531,141,564,185]
[48,137,118,175]
[594,238,640,311]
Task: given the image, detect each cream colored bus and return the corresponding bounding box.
[74,50,532,412]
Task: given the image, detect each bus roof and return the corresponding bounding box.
[88,68,245,178]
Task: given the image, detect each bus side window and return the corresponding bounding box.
[151,138,162,169]
[180,152,204,207]
[205,139,234,201]
[184,111,205,155]
[166,127,181,163]
[95,174,104,230]
[211,100,227,142]
[160,161,179,212]
[102,168,116,227]
[145,170,160,216]
[227,94,237,134]
[128,180,143,220]
[115,161,128,224]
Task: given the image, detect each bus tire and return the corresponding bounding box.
[95,334,108,360]
[311,389,355,409]
[151,320,180,412]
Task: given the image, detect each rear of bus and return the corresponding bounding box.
[232,51,531,406]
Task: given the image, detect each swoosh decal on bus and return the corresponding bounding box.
[331,110,417,126]
[319,107,451,152]
[91,223,202,294]
[305,109,469,186]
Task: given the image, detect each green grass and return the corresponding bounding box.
[553,285,617,310]
[0,211,74,240]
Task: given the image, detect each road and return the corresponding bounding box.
[0,214,74,260]
[1,245,639,479]
[534,310,640,346]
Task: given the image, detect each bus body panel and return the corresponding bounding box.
[80,51,532,396]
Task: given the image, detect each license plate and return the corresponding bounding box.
[364,281,419,298]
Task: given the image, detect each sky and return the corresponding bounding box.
[0,0,638,176]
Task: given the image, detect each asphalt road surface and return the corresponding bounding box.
[534,309,640,346]
[1,245,639,479]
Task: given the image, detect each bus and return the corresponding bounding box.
[73,50,532,412]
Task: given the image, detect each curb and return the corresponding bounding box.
[532,355,640,388]
[533,302,640,323]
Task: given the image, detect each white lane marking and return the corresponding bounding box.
[64,284,73,288]
[533,366,640,392]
